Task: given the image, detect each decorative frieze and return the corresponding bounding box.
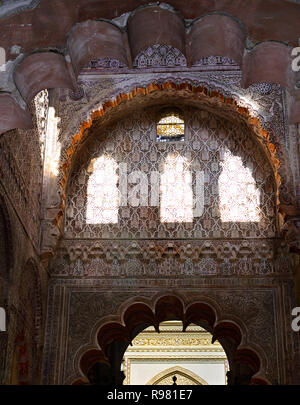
[133,45,187,68]
[50,239,292,277]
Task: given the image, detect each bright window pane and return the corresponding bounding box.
[86,156,119,224]
[157,114,184,142]
[160,154,193,223]
[219,149,261,222]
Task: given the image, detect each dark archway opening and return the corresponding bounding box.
[76,296,267,386]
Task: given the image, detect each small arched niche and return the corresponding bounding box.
[146,366,209,385]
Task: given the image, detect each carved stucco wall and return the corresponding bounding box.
[0,91,49,384]
[51,107,287,279]
[40,67,299,260]
[0,2,299,386]
[42,282,298,385]
[0,91,48,250]
[66,108,276,239]
[40,64,300,385]
[0,183,47,384]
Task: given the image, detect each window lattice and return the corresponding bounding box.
[157,114,184,142]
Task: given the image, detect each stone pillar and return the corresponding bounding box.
[0,332,8,384]
[282,216,300,303]
[294,257,300,306]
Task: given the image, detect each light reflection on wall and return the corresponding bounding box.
[85,151,261,225]
[219,149,261,222]
[160,154,193,223]
[44,106,61,178]
[86,156,119,224]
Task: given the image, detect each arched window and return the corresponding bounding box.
[146,366,209,385]
[86,156,119,224]
[156,109,185,142]
[218,149,261,222]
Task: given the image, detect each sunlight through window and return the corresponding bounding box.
[157,112,184,142]
[160,154,193,223]
[219,149,261,222]
[86,156,119,224]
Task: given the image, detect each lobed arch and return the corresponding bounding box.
[67,20,128,76]
[242,40,296,90]
[69,293,271,386]
[0,0,300,50]
[126,4,186,66]
[10,11,298,101]
[14,52,75,104]
[1,2,300,137]
[189,12,247,67]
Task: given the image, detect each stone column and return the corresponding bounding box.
[0,331,8,384]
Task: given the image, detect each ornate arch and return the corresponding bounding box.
[69,293,271,386]
[146,366,209,385]
[41,77,293,260]
[61,81,282,190]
